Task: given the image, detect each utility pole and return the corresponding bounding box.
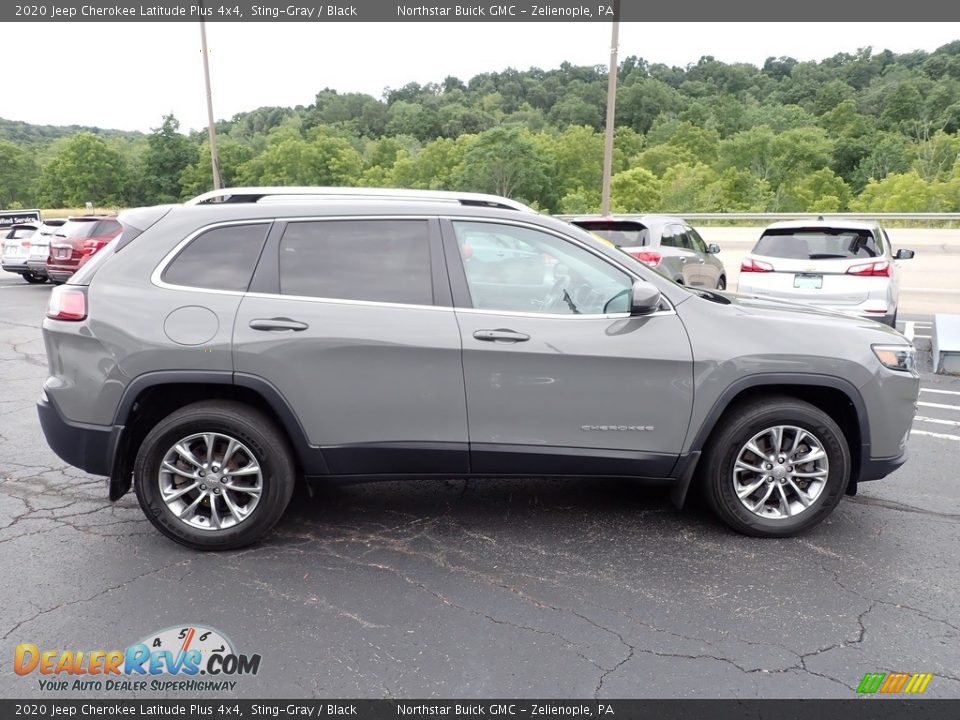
[200,20,223,190]
[599,4,620,216]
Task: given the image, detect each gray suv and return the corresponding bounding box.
[37,188,920,550]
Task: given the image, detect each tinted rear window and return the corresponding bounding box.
[573,221,649,247]
[754,228,882,259]
[279,220,433,305]
[59,220,104,239]
[162,224,270,292]
[8,227,36,239]
[94,220,121,237]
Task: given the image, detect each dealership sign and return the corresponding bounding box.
[0,209,41,228]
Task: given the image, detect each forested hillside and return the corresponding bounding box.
[2,42,959,213]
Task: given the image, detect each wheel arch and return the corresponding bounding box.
[109,371,323,500]
[673,374,868,508]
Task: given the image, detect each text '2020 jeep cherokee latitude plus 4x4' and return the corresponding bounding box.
[37,187,920,550]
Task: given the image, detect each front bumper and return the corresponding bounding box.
[37,395,122,477]
[858,449,908,482]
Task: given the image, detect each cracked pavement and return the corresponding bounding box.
[1,275,959,699]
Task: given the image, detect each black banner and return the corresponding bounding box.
[1,700,959,720]
[4,0,960,22]
[0,210,42,228]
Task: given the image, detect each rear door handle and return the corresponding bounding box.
[473,329,530,343]
[249,317,309,332]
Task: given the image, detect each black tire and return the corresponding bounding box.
[701,396,850,538]
[23,273,47,284]
[886,308,898,328]
[716,275,727,291]
[134,400,296,550]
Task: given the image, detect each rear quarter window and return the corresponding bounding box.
[161,223,270,292]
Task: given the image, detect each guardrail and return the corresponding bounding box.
[557,212,960,222]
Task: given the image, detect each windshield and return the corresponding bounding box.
[753,228,882,260]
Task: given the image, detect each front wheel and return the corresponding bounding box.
[701,397,850,537]
[716,276,726,291]
[134,400,296,550]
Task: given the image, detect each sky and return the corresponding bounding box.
[3,22,958,133]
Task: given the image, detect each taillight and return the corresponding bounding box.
[629,250,661,267]
[21,240,31,249]
[81,239,109,257]
[846,260,890,277]
[741,258,774,272]
[47,286,87,321]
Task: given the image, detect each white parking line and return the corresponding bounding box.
[914,334,931,340]
[922,388,960,396]
[902,287,960,294]
[916,416,960,428]
[918,401,960,411]
[912,429,960,441]
[904,321,915,341]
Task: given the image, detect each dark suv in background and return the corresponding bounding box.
[46,215,121,283]
[37,188,919,550]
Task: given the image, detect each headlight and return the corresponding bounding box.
[872,344,916,372]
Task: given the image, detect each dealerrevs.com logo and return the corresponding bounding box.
[14,625,261,692]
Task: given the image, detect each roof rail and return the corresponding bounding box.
[184,187,535,212]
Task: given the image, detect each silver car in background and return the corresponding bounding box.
[25,218,68,282]
[1,222,44,283]
[738,220,915,326]
[569,215,727,290]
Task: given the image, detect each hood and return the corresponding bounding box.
[691,288,905,339]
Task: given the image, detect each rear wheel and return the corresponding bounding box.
[716,275,726,291]
[702,396,850,537]
[23,272,46,284]
[134,400,296,550]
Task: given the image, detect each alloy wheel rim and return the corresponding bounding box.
[732,425,828,519]
[158,432,263,531]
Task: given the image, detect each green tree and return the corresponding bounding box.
[37,132,127,207]
[179,138,255,198]
[453,126,553,207]
[851,171,938,211]
[611,167,661,212]
[236,127,361,186]
[141,114,197,204]
[0,140,38,208]
[659,163,719,212]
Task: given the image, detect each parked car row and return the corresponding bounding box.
[567,214,914,327]
[1,215,121,284]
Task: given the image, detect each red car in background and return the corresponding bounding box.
[46,216,121,283]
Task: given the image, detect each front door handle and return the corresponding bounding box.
[249,317,309,332]
[473,329,530,343]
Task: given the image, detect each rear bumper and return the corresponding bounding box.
[46,268,75,283]
[37,395,122,477]
[2,261,30,273]
[26,260,48,276]
[857,449,908,482]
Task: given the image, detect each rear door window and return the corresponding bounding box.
[754,228,882,259]
[278,219,433,305]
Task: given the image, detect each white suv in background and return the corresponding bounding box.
[737,220,915,327]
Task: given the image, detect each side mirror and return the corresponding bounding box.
[630,281,662,316]
[895,249,915,260]
[707,243,721,254]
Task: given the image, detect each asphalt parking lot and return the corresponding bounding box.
[1,269,959,700]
